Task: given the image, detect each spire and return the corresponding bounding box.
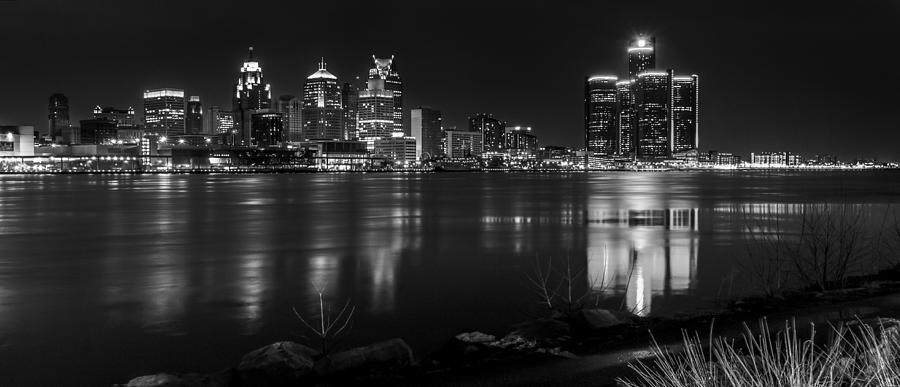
[319,57,326,70]
[247,46,254,61]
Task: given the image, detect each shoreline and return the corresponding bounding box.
[2,167,899,175]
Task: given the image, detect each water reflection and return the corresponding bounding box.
[587,208,699,316]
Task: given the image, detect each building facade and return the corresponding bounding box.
[628,36,656,79]
[0,126,35,156]
[274,95,302,142]
[468,114,504,152]
[373,135,417,163]
[357,80,395,149]
[186,96,203,134]
[410,107,442,160]
[369,56,403,134]
[670,75,699,153]
[301,59,343,141]
[504,126,538,152]
[143,88,185,137]
[616,80,636,155]
[634,72,671,159]
[341,81,360,140]
[233,47,272,145]
[584,76,619,155]
[48,93,70,141]
[250,111,283,148]
[444,130,484,158]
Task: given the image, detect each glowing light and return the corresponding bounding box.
[637,39,647,47]
[588,75,618,81]
[159,136,167,142]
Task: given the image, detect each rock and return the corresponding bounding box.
[488,334,539,351]
[575,308,631,331]
[454,331,496,344]
[316,338,414,376]
[507,318,571,346]
[123,372,229,387]
[237,341,318,386]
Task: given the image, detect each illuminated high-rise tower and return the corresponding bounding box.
[634,71,671,159]
[628,36,656,79]
[616,80,636,155]
[369,56,403,134]
[357,79,394,149]
[670,75,699,153]
[301,59,343,141]
[584,76,619,155]
[48,93,70,141]
[468,114,505,152]
[186,96,203,134]
[341,80,360,140]
[143,88,185,136]
[233,47,272,145]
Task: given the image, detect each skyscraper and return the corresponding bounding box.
[670,75,699,153]
[584,76,619,155]
[341,81,360,140]
[186,96,203,134]
[634,71,671,159]
[410,107,442,160]
[233,47,272,145]
[250,111,283,148]
[301,59,343,141]
[369,56,403,134]
[628,36,656,78]
[274,95,302,142]
[357,79,394,149]
[204,106,235,135]
[143,88,185,136]
[48,93,70,141]
[616,80,636,155]
[468,114,504,152]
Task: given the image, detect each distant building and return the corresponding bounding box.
[0,126,35,156]
[143,88,185,136]
[204,106,235,135]
[444,130,484,158]
[274,95,302,142]
[341,81,360,140]
[504,126,538,152]
[751,152,802,165]
[48,93,70,141]
[250,111,283,148]
[584,76,619,155]
[186,96,203,134]
[410,107,442,160]
[357,81,394,149]
[634,71,670,159]
[369,56,403,134]
[468,114,504,152]
[670,75,699,153]
[78,119,118,145]
[628,36,656,79]
[233,47,272,145]
[93,106,136,128]
[373,135,417,163]
[301,59,343,141]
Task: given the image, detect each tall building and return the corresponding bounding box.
[444,130,484,158]
[93,106,136,128]
[186,96,203,134]
[357,78,395,149]
[369,56,403,134]
[204,106,235,135]
[78,119,118,145]
[468,114,504,152]
[634,71,671,159]
[250,110,283,148]
[504,126,538,152]
[341,81,360,140]
[274,95,302,142]
[233,47,272,145]
[410,107,442,160]
[628,36,656,78]
[48,93,70,141]
[301,59,343,141]
[143,88,185,136]
[616,80,636,155]
[584,76,619,155]
[670,75,699,153]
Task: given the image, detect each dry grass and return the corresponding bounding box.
[618,318,900,387]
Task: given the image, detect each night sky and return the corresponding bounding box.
[1,0,898,160]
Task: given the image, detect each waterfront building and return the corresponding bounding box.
[504,126,538,152]
[0,126,35,156]
[468,113,504,152]
[670,75,699,153]
[634,71,671,159]
[48,93,70,141]
[410,107,442,160]
[78,119,118,145]
[204,106,235,135]
[93,106,136,128]
[143,88,185,136]
[750,151,802,166]
[186,96,203,134]
[250,110,283,148]
[444,130,484,158]
[301,59,343,141]
[584,76,619,155]
[274,95,302,142]
[341,81,360,140]
[373,134,417,163]
[369,56,403,134]
[233,47,272,145]
[357,80,395,149]
[628,36,656,79]
[616,80,636,155]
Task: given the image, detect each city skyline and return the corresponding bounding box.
[1,0,898,159]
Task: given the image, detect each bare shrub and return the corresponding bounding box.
[292,283,356,356]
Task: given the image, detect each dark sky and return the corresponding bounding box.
[1,0,899,160]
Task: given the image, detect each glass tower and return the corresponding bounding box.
[670,75,699,153]
[628,36,656,79]
[369,56,403,134]
[584,76,619,155]
[143,88,185,137]
[233,47,272,145]
[301,59,343,141]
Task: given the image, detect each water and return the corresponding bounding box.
[0,171,898,386]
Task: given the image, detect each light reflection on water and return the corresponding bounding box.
[0,171,898,386]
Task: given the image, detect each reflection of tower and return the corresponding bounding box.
[586,205,699,316]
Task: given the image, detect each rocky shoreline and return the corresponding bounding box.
[118,268,900,387]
